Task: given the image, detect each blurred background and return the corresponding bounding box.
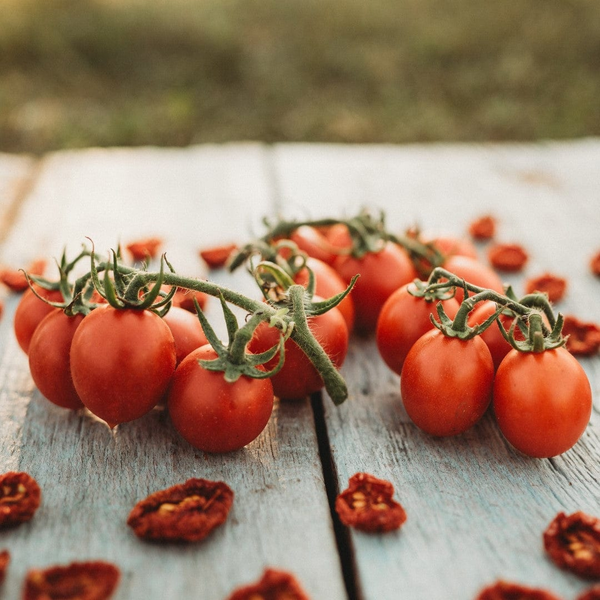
[1,0,600,154]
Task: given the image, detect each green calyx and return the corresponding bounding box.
[498,311,565,353]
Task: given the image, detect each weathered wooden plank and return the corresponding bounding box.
[0,145,346,600]
[273,140,600,600]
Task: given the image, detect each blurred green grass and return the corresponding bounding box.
[1,0,600,153]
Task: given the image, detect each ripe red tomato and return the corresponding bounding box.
[70,306,176,427]
[334,243,417,334]
[14,287,64,354]
[28,310,85,410]
[443,255,504,303]
[294,257,355,332]
[248,304,349,399]
[162,306,208,364]
[376,283,459,376]
[401,329,494,436]
[168,345,274,453]
[493,347,592,458]
[427,235,478,260]
[468,301,515,370]
[290,226,340,266]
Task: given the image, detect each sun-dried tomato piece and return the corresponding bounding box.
[475,580,562,600]
[562,316,600,356]
[0,259,46,293]
[469,215,497,240]
[578,585,600,600]
[544,511,600,578]
[488,243,528,272]
[335,473,406,533]
[525,273,567,303]
[0,299,4,321]
[23,560,120,600]
[590,251,600,277]
[0,472,41,528]
[127,478,233,542]
[226,568,310,600]
[199,244,237,269]
[0,550,10,585]
[125,237,163,261]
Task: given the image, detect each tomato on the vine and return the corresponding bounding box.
[442,255,504,303]
[493,347,592,458]
[28,310,85,410]
[70,306,176,427]
[290,226,340,266]
[376,283,459,376]
[468,301,515,370]
[249,303,349,400]
[14,287,64,354]
[334,243,417,334]
[162,306,208,364]
[401,329,494,436]
[168,345,274,453]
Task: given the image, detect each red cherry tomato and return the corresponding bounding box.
[493,347,592,458]
[334,243,417,334]
[14,287,64,354]
[162,306,208,364]
[290,226,341,266]
[428,235,478,260]
[443,255,504,303]
[248,304,349,399]
[401,329,494,436]
[468,301,514,370]
[28,310,85,410]
[294,257,355,332]
[168,345,274,453]
[70,306,176,427]
[376,282,459,376]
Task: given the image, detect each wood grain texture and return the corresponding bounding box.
[0,145,346,600]
[273,140,600,600]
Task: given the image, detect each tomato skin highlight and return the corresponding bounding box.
[248,305,349,400]
[376,283,459,376]
[28,310,85,410]
[168,346,274,453]
[14,287,64,355]
[70,306,176,427]
[400,329,494,436]
[162,306,208,364]
[493,347,592,458]
[334,243,417,334]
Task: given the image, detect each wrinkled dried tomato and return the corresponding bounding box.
[125,237,163,261]
[469,215,497,240]
[475,580,562,600]
[488,243,529,272]
[0,471,41,528]
[544,511,600,578]
[226,568,310,600]
[0,550,9,585]
[525,273,567,303]
[335,473,406,533]
[0,259,46,293]
[578,586,600,600]
[199,244,237,269]
[127,478,233,542]
[23,560,120,600]
[590,251,600,277]
[562,316,600,356]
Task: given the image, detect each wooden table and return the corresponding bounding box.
[0,141,599,600]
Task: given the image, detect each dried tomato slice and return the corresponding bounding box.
[544,511,600,578]
[524,273,567,303]
[125,237,163,261]
[590,251,600,277]
[578,586,600,600]
[562,316,600,356]
[475,580,562,600]
[199,244,237,269]
[469,215,497,240]
[0,550,10,585]
[23,560,120,600]
[226,568,310,600]
[0,259,46,293]
[0,471,41,528]
[488,243,529,272]
[335,473,407,533]
[127,478,233,542]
